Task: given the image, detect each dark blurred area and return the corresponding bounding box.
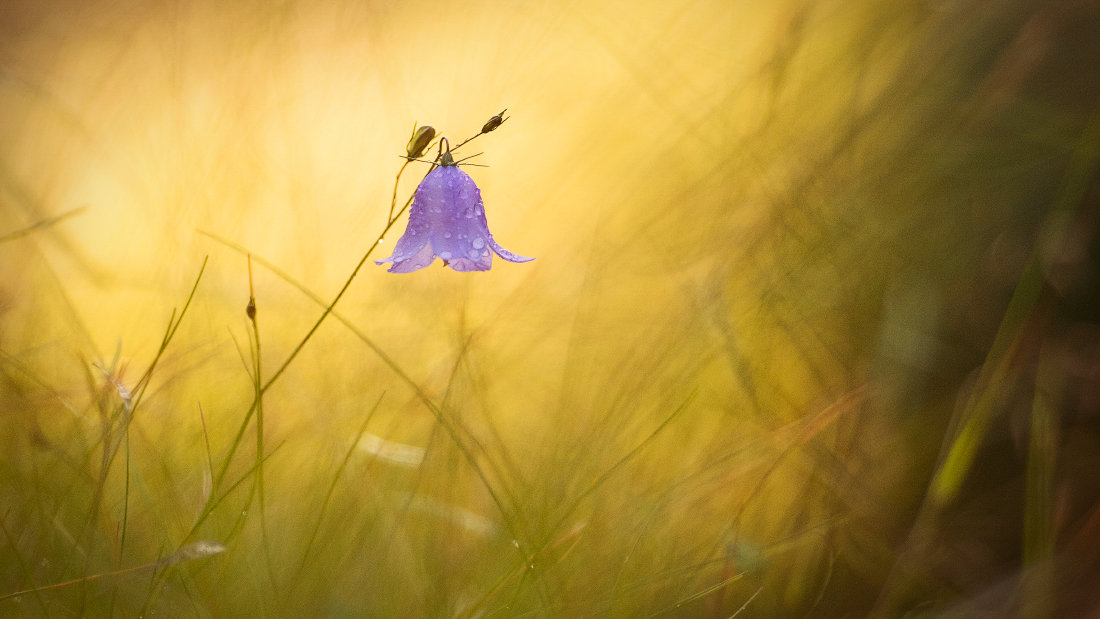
[828,2,1100,614]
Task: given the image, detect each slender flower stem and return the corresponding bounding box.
[387,159,411,225]
[246,256,277,590]
[257,125,485,394]
[197,122,490,533]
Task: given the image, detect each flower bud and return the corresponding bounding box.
[406,125,436,159]
[481,109,508,133]
[376,134,534,273]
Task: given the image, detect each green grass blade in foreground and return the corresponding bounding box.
[874,101,1100,616]
[646,572,745,618]
[0,513,49,611]
[198,233,544,602]
[461,391,698,617]
[245,277,277,594]
[197,191,416,514]
[135,257,209,400]
[199,233,527,519]
[0,206,87,243]
[293,393,385,580]
[931,101,1100,506]
[1022,346,1059,617]
[72,257,208,610]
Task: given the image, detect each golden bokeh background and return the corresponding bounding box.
[3,0,1099,615]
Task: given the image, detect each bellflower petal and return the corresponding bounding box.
[377,160,533,273]
[386,242,435,273]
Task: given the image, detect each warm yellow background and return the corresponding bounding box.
[3,0,1095,615]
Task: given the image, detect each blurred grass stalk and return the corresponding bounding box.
[871,100,1100,616]
[1022,345,1058,618]
[932,104,1100,508]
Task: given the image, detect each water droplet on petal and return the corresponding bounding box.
[439,251,452,260]
[468,249,481,259]
[443,232,452,238]
[471,237,485,249]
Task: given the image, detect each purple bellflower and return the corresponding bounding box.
[377,145,534,273]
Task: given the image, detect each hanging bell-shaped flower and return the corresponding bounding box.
[377,140,533,273]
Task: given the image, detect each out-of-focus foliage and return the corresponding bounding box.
[2,0,1099,615]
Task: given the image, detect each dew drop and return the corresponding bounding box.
[443,232,452,239]
[471,237,485,249]
[465,208,475,219]
[468,249,481,259]
[439,251,452,260]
